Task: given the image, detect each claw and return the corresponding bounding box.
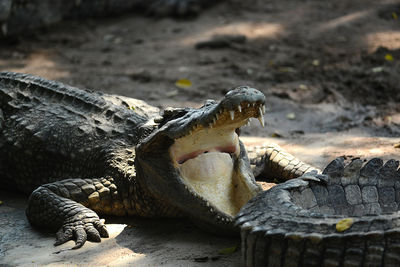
[55,227,74,246]
[54,217,108,249]
[86,225,101,242]
[99,225,109,238]
[72,225,87,249]
[95,220,109,238]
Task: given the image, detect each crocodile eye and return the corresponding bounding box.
[163,107,186,116]
[156,107,189,126]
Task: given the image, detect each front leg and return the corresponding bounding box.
[26,177,123,249]
[247,143,320,182]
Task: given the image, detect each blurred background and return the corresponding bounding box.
[1,1,399,162]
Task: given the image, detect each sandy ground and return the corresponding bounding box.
[1,0,400,266]
[0,190,241,267]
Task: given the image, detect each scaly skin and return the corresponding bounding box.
[236,157,400,267]
[0,72,176,247]
[0,71,317,251]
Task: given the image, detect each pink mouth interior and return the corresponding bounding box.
[177,145,237,164]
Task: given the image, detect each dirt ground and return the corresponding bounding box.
[1,0,400,266]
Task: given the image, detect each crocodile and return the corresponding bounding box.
[0,0,218,37]
[236,157,400,267]
[0,71,318,249]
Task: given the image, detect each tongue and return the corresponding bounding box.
[177,145,237,164]
[180,152,233,181]
[179,151,238,216]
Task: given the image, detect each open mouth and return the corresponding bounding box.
[170,100,265,218]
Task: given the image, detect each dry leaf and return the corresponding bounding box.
[385,54,394,61]
[336,218,354,232]
[175,79,192,89]
[218,246,237,255]
[271,132,283,138]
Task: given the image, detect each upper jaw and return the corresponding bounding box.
[169,89,267,166]
[161,86,266,140]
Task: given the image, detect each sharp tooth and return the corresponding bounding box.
[247,103,250,108]
[213,118,216,124]
[258,114,265,127]
[252,103,256,107]
[229,110,235,120]
[215,113,219,120]
[238,105,242,112]
[262,105,266,114]
[258,106,263,116]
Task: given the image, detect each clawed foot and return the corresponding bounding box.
[54,215,109,249]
